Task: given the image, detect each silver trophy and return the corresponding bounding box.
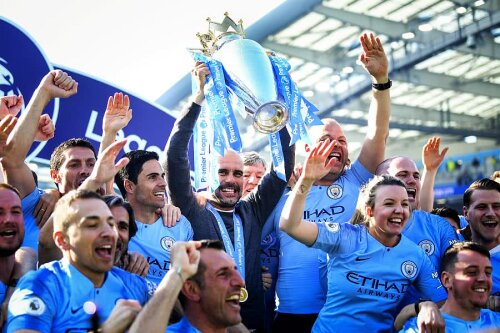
[197,13,288,134]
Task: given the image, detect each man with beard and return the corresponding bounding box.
[165,63,294,332]
[401,242,500,332]
[115,150,193,285]
[5,190,152,333]
[1,70,78,252]
[0,184,36,330]
[376,156,458,311]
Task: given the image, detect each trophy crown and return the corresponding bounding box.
[197,12,245,55]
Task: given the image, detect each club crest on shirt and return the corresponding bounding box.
[160,236,175,252]
[261,233,276,246]
[327,184,343,199]
[9,289,46,316]
[325,222,340,233]
[401,260,418,279]
[418,240,435,256]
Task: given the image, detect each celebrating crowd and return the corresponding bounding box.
[0,32,499,333]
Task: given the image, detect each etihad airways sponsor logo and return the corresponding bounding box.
[346,271,410,301]
[303,206,345,222]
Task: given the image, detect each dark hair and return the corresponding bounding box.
[242,151,267,170]
[351,175,408,225]
[0,183,21,199]
[463,178,500,208]
[50,138,97,171]
[179,240,224,306]
[103,195,137,238]
[431,207,460,229]
[441,241,490,273]
[115,150,159,198]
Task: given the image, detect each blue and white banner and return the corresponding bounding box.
[0,16,180,165]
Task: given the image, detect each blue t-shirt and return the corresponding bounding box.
[128,216,193,285]
[272,160,372,314]
[491,244,500,296]
[167,316,201,333]
[6,260,153,333]
[399,210,458,309]
[20,187,43,251]
[311,222,445,333]
[401,309,500,332]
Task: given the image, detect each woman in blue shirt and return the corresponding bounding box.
[280,139,446,333]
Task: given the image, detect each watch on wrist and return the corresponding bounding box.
[372,79,392,91]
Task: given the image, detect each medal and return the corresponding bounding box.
[239,287,248,303]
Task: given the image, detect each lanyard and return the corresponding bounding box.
[206,203,245,278]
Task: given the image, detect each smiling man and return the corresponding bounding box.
[165,62,294,333]
[462,178,500,297]
[168,240,245,333]
[401,242,500,332]
[115,150,193,285]
[6,190,153,333]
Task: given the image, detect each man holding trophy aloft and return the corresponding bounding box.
[165,14,297,333]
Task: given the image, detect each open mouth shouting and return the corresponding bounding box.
[95,243,114,261]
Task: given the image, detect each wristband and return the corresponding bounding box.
[414,299,429,315]
[372,79,392,90]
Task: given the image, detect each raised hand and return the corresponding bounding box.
[38,70,78,99]
[0,95,23,118]
[301,139,337,183]
[192,61,210,105]
[79,139,129,192]
[170,241,202,281]
[103,92,133,134]
[422,136,448,172]
[34,114,55,142]
[0,115,17,158]
[359,33,389,83]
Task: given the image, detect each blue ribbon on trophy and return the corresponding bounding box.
[190,13,322,188]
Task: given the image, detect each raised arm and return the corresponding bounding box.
[356,33,391,173]
[80,139,129,192]
[1,71,77,198]
[420,136,448,212]
[164,62,208,215]
[128,241,201,333]
[99,92,132,194]
[280,139,336,246]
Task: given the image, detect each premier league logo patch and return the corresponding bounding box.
[401,260,418,279]
[327,184,343,199]
[325,222,340,233]
[160,236,175,252]
[9,290,46,316]
[418,240,435,256]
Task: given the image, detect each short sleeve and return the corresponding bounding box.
[6,273,56,333]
